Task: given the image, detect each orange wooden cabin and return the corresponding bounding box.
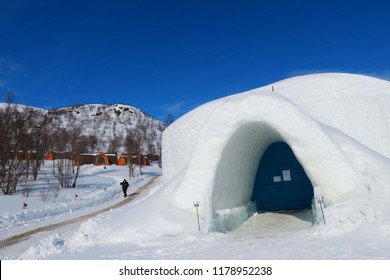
[116,154,151,166]
[45,151,155,166]
[45,152,54,161]
[117,154,127,166]
[95,152,109,166]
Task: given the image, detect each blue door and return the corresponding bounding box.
[251,142,313,211]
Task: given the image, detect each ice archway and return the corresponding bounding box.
[162,83,363,231]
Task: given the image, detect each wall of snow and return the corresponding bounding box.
[267,73,390,158]
[162,74,381,231]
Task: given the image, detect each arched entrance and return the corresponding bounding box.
[95,152,109,166]
[251,142,314,211]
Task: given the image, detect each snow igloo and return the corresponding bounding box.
[161,73,390,232]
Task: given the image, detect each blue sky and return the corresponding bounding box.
[1,0,390,121]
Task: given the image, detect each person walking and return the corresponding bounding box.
[120,179,129,197]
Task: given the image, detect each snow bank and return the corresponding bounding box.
[160,73,390,232]
[268,73,390,158]
[0,164,161,239]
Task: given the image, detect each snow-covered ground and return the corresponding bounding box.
[1,134,390,260]
[0,163,163,259]
[1,73,390,263]
[1,155,389,260]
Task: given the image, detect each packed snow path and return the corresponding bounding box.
[233,210,313,238]
[0,176,160,249]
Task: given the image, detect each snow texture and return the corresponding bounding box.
[162,73,390,231]
[1,73,390,259]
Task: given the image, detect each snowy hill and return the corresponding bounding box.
[0,103,165,152]
[47,103,164,152]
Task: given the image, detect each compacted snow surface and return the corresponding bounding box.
[1,73,390,260]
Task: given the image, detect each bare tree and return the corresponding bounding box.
[67,125,83,188]
[49,125,85,188]
[0,104,29,195]
[5,90,15,104]
[124,129,139,178]
[20,175,34,197]
[52,156,76,188]
[108,135,123,154]
[41,171,61,202]
[135,122,148,175]
[124,121,150,177]
[24,109,51,181]
[0,102,53,195]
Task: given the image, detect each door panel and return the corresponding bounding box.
[252,142,313,211]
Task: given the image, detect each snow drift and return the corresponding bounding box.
[160,73,390,232]
[86,73,390,239]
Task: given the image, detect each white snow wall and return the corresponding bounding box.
[162,88,363,231]
[267,73,390,158]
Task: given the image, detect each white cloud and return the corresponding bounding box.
[161,100,188,115]
[0,57,25,77]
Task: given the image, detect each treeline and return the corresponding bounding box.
[0,102,163,196]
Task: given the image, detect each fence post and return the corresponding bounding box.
[316,196,326,224]
[193,201,200,231]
